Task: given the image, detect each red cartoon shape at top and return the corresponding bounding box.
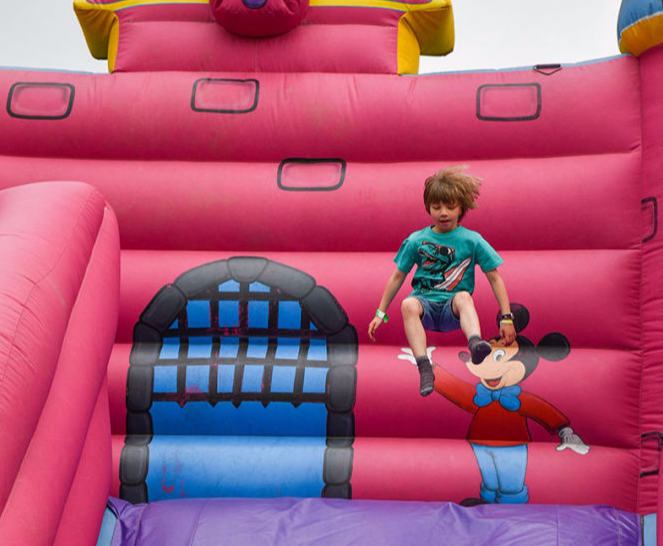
[210,0,309,37]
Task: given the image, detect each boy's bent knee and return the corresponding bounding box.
[401,297,423,317]
[453,291,473,304]
[452,291,475,310]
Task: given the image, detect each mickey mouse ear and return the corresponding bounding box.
[458,350,471,363]
[496,302,529,333]
[537,333,571,361]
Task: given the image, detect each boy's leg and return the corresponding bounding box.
[401,297,435,396]
[452,292,491,364]
[401,297,428,358]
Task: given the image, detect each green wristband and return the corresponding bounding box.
[375,309,389,323]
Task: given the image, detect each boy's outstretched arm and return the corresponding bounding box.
[368,269,407,341]
[485,269,517,345]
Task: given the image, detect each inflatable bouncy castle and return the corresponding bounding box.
[1,0,663,544]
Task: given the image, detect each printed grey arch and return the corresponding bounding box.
[121,256,358,503]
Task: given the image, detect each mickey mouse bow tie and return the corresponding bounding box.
[474,383,522,411]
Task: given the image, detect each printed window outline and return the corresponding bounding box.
[642,196,658,243]
[277,158,347,192]
[190,77,260,114]
[476,83,542,122]
[7,82,75,120]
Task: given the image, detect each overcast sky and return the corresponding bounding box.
[0,0,625,74]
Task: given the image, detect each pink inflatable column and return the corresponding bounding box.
[0,182,120,546]
[639,45,663,534]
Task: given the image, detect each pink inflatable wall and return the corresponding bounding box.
[2,2,663,544]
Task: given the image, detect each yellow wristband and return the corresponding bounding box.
[375,309,389,323]
[500,319,514,325]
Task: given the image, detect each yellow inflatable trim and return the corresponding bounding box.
[619,12,663,57]
[398,16,420,74]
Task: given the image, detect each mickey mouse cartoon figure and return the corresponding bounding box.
[401,303,589,505]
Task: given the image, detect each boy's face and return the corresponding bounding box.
[429,200,461,233]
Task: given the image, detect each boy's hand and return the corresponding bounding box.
[368,316,383,341]
[500,321,516,345]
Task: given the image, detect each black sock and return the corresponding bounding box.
[415,356,434,396]
[416,355,432,369]
[468,335,491,364]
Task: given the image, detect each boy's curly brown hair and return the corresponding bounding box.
[423,165,482,221]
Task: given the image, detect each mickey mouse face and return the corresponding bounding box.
[464,338,526,390]
[457,303,571,390]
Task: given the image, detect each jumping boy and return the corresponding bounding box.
[368,166,517,396]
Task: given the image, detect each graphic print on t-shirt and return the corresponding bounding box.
[417,241,471,293]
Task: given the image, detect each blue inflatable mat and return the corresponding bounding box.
[105,496,642,546]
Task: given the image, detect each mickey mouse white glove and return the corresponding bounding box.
[556,426,590,455]
[397,347,437,365]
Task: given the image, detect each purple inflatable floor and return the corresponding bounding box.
[107,496,641,546]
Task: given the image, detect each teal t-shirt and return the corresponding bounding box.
[395,225,503,303]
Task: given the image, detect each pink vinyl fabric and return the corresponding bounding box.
[0,62,639,163]
[638,45,663,538]
[0,182,120,546]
